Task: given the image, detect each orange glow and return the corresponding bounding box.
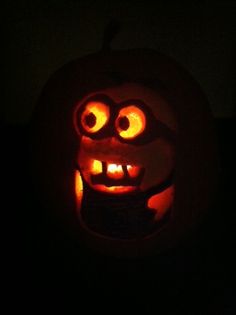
[78,159,142,194]
[93,185,136,194]
[116,106,146,139]
[107,163,124,179]
[91,159,102,174]
[81,101,109,133]
[147,185,174,220]
[75,170,83,207]
[87,159,141,194]
[127,165,139,178]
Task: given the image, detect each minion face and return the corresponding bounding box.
[73,83,177,238]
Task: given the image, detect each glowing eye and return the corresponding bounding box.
[81,101,109,133]
[116,106,146,139]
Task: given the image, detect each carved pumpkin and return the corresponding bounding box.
[73,82,177,240]
[31,48,218,256]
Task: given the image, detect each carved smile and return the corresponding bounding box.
[90,160,145,187]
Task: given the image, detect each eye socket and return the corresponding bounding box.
[80,101,110,133]
[116,106,146,139]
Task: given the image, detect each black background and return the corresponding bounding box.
[3,1,235,313]
[2,0,235,123]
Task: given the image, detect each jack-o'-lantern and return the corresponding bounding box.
[73,83,177,240]
[30,43,218,256]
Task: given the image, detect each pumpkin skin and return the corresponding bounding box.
[30,49,218,256]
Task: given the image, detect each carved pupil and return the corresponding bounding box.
[118,116,130,130]
[85,112,96,128]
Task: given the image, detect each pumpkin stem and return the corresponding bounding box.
[101,19,120,51]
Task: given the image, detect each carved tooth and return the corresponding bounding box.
[127,165,140,178]
[107,163,124,179]
[91,159,103,174]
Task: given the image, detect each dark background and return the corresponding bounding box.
[2,0,235,123]
[3,1,235,313]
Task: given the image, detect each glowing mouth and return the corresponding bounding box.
[90,159,144,188]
